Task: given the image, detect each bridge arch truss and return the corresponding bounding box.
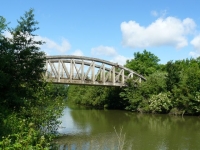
[45,55,145,87]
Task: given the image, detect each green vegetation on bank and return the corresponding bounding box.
[68,50,200,115]
[0,9,68,149]
[68,85,125,109]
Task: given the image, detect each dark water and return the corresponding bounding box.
[56,105,200,150]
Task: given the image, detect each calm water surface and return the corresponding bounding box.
[56,105,200,150]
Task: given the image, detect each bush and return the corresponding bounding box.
[148,92,172,113]
[0,117,51,150]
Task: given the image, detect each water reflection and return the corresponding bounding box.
[56,105,200,150]
[57,107,91,135]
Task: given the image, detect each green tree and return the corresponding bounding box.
[0,16,13,122]
[0,9,67,148]
[165,61,181,92]
[120,50,165,112]
[67,85,124,109]
[165,59,200,115]
[125,50,161,76]
[171,59,200,114]
[120,71,167,112]
[0,16,7,37]
[0,9,45,110]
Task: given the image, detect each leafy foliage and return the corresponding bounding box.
[0,9,67,149]
[0,83,66,149]
[120,71,167,112]
[0,117,51,150]
[168,59,200,114]
[121,51,200,115]
[125,50,161,76]
[149,92,172,113]
[67,85,125,109]
[0,16,8,37]
[0,9,46,110]
[165,61,181,92]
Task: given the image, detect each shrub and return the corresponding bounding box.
[149,92,172,113]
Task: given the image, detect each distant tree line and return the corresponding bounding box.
[68,50,200,115]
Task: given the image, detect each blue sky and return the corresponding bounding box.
[1,0,200,64]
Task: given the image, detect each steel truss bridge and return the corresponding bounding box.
[45,55,145,87]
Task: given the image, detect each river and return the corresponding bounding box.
[55,105,200,150]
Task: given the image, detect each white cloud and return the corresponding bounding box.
[189,51,199,58]
[110,55,128,65]
[151,10,167,18]
[71,49,84,56]
[190,35,200,57]
[91,45,128,65]
[151,11,158,17]
[35,36,71,54]
[121,17,196,49]
[91,45,117,57]
[3,31,71,55]
[191,35,200,50]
